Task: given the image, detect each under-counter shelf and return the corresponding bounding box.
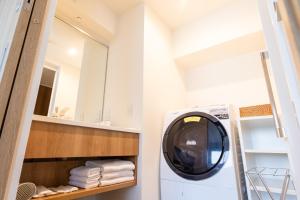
[32,181,136,200]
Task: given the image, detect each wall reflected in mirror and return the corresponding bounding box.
[34,17,108,123]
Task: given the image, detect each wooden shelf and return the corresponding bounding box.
[250,186,296,196]
[239,104,272,117]
[33,180,136,200]
[244,149,288,154]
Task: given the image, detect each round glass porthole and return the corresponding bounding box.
[162,112,229,180]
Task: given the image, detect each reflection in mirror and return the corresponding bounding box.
[34,66,57,116]
[34,17,108,123]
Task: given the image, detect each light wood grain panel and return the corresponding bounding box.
[0,0,51,198]
[25,121,139,159]
[239,104,272,117]
[0,0,34,133]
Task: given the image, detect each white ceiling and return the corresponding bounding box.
[146,0,239,29]
[56,0,240,31]
[101,0,143,15]
[100,0,238,29]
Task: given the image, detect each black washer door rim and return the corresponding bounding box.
[162,111,230,181]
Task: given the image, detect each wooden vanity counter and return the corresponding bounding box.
[25,119,139,159]
[21,118,140,200]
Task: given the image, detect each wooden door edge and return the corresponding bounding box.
[0,0,34,136]
[0,0,57,199]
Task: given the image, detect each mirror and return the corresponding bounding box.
[34,17,108,123]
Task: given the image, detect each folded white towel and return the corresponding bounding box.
[86,160,135,173]
[49,185,78,194]
[69,174,100,184]
[69,180,99,189]
[70,166,100,177]
[101,170,134,180]
[32,186,57,198]
[99,176,134,186]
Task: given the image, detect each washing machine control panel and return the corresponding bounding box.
[209,108,229,120]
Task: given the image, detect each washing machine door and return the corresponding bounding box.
[163,112,229,180]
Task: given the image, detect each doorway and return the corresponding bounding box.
[34,64,59,116]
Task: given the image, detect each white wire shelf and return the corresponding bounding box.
[246,167,295,200]
[250,186,297,196]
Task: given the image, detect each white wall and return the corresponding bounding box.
[185,52,269,108]
[103,4,144,130]
[82,4,144,200]
[141,6,186,200]
[173,0,262,58]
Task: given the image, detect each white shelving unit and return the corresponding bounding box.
[237,115,297,200]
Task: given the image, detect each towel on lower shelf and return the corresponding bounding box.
[99,176,134,186]
[85,160,135,173]
[70,166,100,177]
[32,186,57,198]
[49,185,78,194]
[69,174,100,184]
[101,170,134,180]
[69,180,99,189]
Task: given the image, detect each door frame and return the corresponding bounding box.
[258,0,300,197]
[43,61,61,116]
[277,0,300,82]
[0,0,57,199]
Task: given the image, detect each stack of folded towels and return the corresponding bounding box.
[86,159,135,186]
[68,166,101,189]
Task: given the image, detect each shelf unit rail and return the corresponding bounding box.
[246,167,294,200]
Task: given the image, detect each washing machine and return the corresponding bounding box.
[160,105,246,200]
